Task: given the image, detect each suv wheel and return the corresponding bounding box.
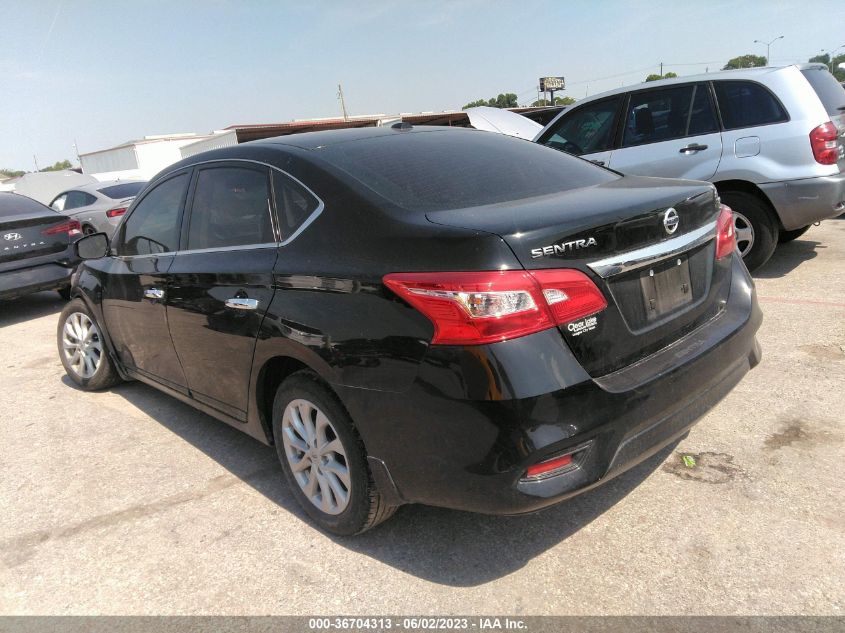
[57,299,121,390]
[778,224,811,243]
[720,191,778,272]
[272,371,397,535]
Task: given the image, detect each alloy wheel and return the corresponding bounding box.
[733,211,755,258]
[281,398,351,515]
[61,312,103,379]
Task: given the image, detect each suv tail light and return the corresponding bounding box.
[42,220,82,237]
[715,204,736,260]
[809,122,839,165]
[106,207,127,218]
[383,269,607,346]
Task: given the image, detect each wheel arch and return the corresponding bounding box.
[712,179,783,228]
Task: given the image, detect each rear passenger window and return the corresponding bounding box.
[622,85,694,147]
[714,81,788,130]
[64,191,97,210]
[273,171,320,241]
[187,167,273,250]
[687,84,719,135]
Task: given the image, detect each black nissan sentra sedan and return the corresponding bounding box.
[58,126,762,534]
[1,192,81,301]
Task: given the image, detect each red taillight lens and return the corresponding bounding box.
[525,453,573,478]
[106,207,127,218]
[809,122,839,165]
[42,220,82,237]
[383,269,607,346]
[715,204,736,260]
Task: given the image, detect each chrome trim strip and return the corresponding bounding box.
[587,221,717,278]
[114,158,325,258]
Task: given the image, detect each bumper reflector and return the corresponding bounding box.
[522,443,591,481]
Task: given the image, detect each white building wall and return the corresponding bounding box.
[80,145,138,176]
[81,136,213,182]
[180,131,238,158]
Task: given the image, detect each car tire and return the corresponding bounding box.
[778,224,811,244]
[720,191,778,272]
[272,371,397,535]
[82,224,96,236]
[57,298,121,390]
[57,286,72,301]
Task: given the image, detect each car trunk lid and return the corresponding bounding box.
[0,208,75,265]
[426,176,730,376]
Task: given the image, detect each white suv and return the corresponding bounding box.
[536,64,845,270]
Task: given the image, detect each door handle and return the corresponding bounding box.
[679,143,708,153]
[590,159,606,166]
[144,288,165,300]
[225,297,259,310]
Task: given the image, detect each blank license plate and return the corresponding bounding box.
[639,256,693,321]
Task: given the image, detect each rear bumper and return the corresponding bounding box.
[0,262,73,300]
[761,173,845,230]
[340,255,762,514]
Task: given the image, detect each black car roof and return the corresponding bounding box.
[253,124,462,150]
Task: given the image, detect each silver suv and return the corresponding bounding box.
[536,64,845,270]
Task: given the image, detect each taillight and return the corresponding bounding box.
[809,122,839,165]
[106,207,127,218]
[715,204,736,260]
[42,220,82,237]
[383,269,607,346]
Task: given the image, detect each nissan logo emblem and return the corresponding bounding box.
[3,232,22,241]
[663,208,679,235]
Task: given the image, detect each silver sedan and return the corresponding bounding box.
[49,180,146,236]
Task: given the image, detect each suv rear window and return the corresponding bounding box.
[98,182,146,200]
[714,81,788,130]
[318,130,619,212]
[800,67,845,117]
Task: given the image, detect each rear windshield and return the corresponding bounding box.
[317,130,619,212]
[0,193,55,218]
[98,182,146,199]
[801,67,845,117]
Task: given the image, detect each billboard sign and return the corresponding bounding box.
[540,76,565,91]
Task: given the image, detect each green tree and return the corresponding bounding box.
[531,96,576,107]
[722,54,767,70]
[810,53,845,81]
[645,72,678,82]
[462,92,519,109]
[0,168,26,179]
[40,160,73,172]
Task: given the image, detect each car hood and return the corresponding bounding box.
[464,107,543,140]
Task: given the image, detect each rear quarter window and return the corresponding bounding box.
[714,80,789,130]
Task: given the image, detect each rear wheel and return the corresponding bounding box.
[778,224,811,243]
[719,191,778,272]
[82,224,96,236]
[57,299,121,390]
[272,371,397,535]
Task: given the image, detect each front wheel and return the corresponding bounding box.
[272,371,397,535]
[719,191,778,272]
[57,299,121,390]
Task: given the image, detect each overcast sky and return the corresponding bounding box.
[1,0,843,169]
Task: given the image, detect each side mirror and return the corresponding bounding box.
[75,232,110,260]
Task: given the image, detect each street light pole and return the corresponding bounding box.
[824,44,845,72]
[753,35,784,64]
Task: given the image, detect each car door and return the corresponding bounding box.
[608,83,723,180]
[535,96,623,167]
[165,162,278,420]
[100,170,190,392]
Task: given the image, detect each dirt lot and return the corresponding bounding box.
[1,220,843,615]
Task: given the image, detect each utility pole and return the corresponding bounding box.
[337,84,349,121]
[753,35,784,64]
[659,62,663,77]
[33,155,40,171]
